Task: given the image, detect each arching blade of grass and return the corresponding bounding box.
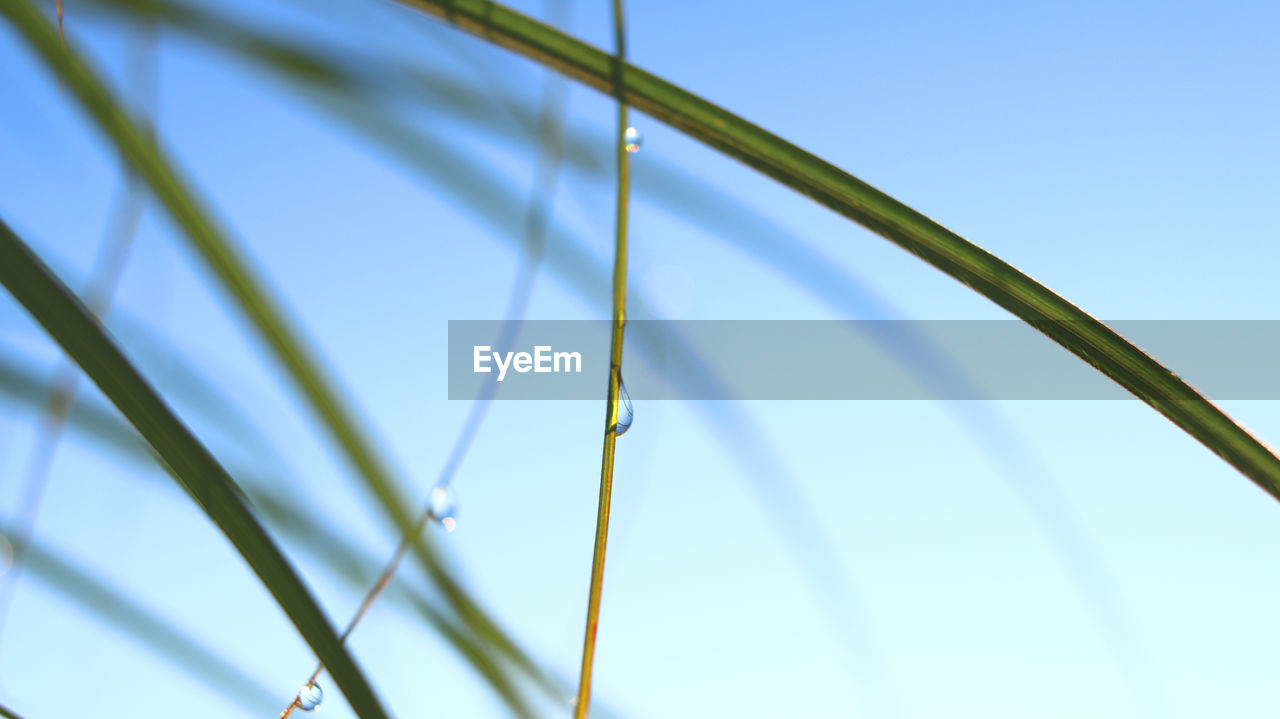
[0,0,536,696]
[4,525,278,713]
[0,224,389,719]
[0,702,24,719]
[377,0,1280,497]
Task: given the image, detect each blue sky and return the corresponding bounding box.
[2,0,1280,717]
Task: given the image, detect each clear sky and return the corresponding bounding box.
[2,0,1280,717]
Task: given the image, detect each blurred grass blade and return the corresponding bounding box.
[429,0,571,497]
[0,222,389,719]
[282,12,574,714]
[0,116,149,659]
[384,0,1280,497]
[0,350,543,719]
[4,525,278,713]
[0,0,538,697]
[0,355,152,460]
[0,702,24,719]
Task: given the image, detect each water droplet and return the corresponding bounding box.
[611,376,634,436]
[623,127,642,153]
[429,487,458,532]
[296,681,323,711]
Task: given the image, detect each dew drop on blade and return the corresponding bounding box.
[429,486,458,532]
[623,126,643,153]
[611,376,634,436]
[296,681,323,711]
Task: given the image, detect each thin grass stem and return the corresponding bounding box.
[573,2,630,716]
[277,505,431,719]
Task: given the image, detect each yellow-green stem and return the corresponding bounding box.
[573,1,629,716]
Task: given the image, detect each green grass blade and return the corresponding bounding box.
[379,0,1280,498]
[0,0,536,693]
[0,702,24,719]
[0,223,389,719]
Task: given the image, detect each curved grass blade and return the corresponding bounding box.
[0,702,24,719]
[0,223,389,719]
[379,0,1280,497]
[0,0,538,699]
[4,525,278,712]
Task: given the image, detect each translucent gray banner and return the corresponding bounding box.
[447,320,1280,400]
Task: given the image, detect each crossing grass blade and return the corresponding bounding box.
[0,223,390,719]
[372,0,1280,498]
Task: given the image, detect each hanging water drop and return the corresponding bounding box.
[611,376,634,436]
[296,681,323,711]
[429,486,458,532]
[623,127,643,153]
